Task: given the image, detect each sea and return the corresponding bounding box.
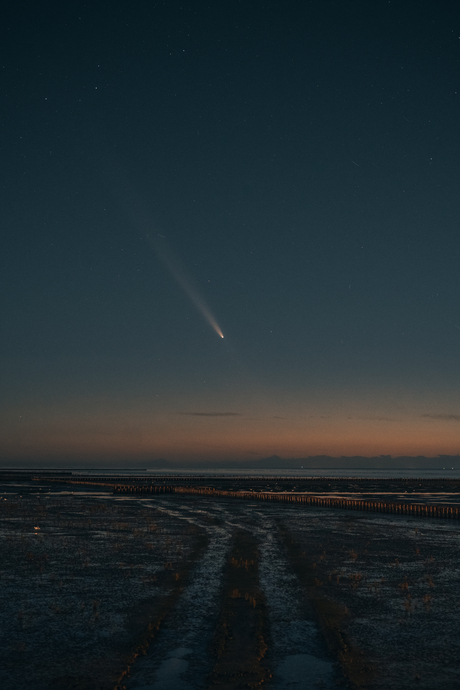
[69,468,460,479]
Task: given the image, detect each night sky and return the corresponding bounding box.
[2,1,460,466]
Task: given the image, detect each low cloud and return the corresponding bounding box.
[422,414,460,422]
[181,412,242,417]
[347,416,395,422]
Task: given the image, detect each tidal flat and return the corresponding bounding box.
[1,479,459,689]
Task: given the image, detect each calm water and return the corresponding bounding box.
[71,468,460,479]
[4,467,460,480]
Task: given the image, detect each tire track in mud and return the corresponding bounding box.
[246,509,339,690]
[122,499,346,690]
[277,520,374,690]
[123,500,238,689]
[260,540,337,687]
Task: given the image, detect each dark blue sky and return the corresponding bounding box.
[2,1,460,464]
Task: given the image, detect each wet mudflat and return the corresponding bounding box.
[1,484,460,689]
[0,490,208,690]
[280,509,460,690]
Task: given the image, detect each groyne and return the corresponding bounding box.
[111,484,460,519]
[29,477,460,519]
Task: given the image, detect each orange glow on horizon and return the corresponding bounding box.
[3,376,460,463]
[2,404,460,461]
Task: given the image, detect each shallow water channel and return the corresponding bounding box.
[124,497,339,690]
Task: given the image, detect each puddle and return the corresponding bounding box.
[277,653,335,688]
[136,647,193,690]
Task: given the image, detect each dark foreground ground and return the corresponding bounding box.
[1,478,460,689]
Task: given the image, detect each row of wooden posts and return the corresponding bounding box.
[35,478,460,519]
[109,483,460,519]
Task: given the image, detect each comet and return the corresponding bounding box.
[146,234,224,339]
[103,169,224,338]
